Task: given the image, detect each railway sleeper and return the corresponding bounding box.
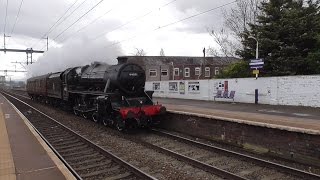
[45,134,74,140]
[40,128,64,133]
[50,139,81,146]
[57,145,89,153]
[61,149,96,157]
[105,172,132,180]
[80,165,122,179]
[74,160,112,171]
[48,136,78,143]
[65,152,101,162]
[238,166,263,176]
[40,130,65,136]
[71,156,106,166]
[53,142,85,149]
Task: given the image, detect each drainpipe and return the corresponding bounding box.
[171,62,174,80]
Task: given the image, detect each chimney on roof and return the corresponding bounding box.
[117,57,128,64]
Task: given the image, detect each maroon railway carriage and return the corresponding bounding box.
[26,74,50,100]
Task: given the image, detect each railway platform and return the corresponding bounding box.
[155,97,320,134]
[0,94,75,180]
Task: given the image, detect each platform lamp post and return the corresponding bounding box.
[248,36,259,60]
[248,35,259,79]
[248,35,259,104]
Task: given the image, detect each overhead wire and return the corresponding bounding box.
[30,0,83,48]
[42,0,177,50]
[90,0,178,42]
[52,0,106,41]
[57,8,113,43]
[104,0,237,48]
[10,0,24,35]
[47,0,87,37]
[3,0,9,34]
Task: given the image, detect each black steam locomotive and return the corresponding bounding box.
[27,57,166,131]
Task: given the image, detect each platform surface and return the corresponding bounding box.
[0,94,74,180]
[155,97,320,133]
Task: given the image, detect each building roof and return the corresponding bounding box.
[120,56,240,66]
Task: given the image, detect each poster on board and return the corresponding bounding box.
[188,81,200,93]
[214,80,228,91]
[153,82,160,91]
[169,82,178,92]
[179,81,185,94]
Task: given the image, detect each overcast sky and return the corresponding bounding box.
[0,0,235,80]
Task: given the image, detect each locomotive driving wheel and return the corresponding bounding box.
[115,114,125,132]
[73,109,79,116]
[102,118,108,126]
[92,112,99,123]
[82,112,89,119]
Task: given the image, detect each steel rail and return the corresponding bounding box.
[2,93,82,180]
[152,129,320,180]
[128,135,247,180]
[2,91,157,180]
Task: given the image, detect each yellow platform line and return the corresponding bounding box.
[3,95,76,180]
[0,104,16,180]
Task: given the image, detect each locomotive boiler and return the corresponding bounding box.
[27,57,166,131]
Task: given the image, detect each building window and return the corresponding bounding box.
[195,67,201,76]
[184,68,190,77]
[205,67,210,77]
[215,67,220,75]
[161,69,168,76]
[174,68,179,76]
[149,69,157,77]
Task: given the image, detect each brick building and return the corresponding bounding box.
[120,56,239,81]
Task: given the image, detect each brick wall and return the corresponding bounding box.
[157,112,320,166]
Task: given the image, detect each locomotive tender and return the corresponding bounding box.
[27,57,166,131]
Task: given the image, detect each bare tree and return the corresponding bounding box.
[207,28,239,57]
[133,48,147,56]
[223,0,263,37]
[206,46,220,57]
[160,48,165,56]
[208,0,264,57]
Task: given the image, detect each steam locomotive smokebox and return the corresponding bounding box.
[117,57,128,64]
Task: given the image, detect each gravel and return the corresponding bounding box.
[11,95,221,180]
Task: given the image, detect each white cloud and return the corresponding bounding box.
[0,0,233,80]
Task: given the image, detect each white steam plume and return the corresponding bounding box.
[27,36,123,77]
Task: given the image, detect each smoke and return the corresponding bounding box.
[27,36,123,77]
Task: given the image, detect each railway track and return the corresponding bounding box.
[129,129,320,180]
[4,90,320,179]
[2,92,156,180]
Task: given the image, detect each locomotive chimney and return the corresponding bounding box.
[117,57,128,64]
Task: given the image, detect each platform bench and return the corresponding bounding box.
[214,90,235,102]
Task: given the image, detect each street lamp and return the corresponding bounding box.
[248,35,259,80]
[248,35,258,59]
